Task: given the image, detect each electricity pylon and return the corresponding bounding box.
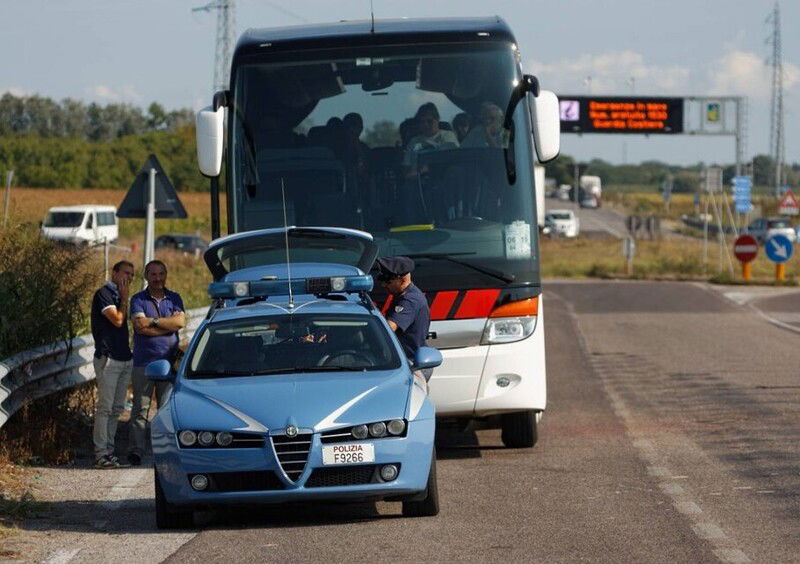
[766,2,785,197]
[193,0,236,93]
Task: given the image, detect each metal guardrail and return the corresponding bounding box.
[0,307,208,431]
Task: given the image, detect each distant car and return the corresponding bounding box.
[744,217,796,244]
[579,196,599,209]
[40,205,118,246]
[154,233,208,255]
[545,209,580,238]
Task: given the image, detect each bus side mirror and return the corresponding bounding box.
[530,90,560,163]
[196,105,225,177]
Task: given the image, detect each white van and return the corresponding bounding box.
[41,205,118,246]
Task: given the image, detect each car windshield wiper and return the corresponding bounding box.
[406,253,516,284]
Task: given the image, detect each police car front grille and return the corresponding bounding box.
[305,465,378,488]
[271,433,312,482]
[202,471,284,492]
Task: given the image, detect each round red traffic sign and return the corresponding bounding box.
[733,234,758,263]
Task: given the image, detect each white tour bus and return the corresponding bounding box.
[194,17,560,447]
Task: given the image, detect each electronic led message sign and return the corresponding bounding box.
[559,96,684,134]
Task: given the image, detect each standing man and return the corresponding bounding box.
[128,260,186,466]
[90,260,135,469]
[375,256,433,379]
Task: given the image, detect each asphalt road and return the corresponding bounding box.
[7,281,800,563]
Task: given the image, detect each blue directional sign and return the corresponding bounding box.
[731,175,752,213]
[765,234,793,263]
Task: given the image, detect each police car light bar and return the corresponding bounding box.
[208,275,374,299]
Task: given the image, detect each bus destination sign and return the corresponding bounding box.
[558,96,684,134]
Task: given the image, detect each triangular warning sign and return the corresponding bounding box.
[117,154,188,218]
[778,189,799,216]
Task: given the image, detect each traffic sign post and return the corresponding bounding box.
[765,234,793,282]
[622,237,636,276]
[733,234,758,281]
[118,154,188,288]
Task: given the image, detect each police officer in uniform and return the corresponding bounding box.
[375,256,432,379]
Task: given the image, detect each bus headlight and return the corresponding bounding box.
[481,316,537,345]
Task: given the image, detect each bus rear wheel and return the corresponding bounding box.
[501,410,538,448]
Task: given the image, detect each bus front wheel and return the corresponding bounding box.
[501,410,539,448]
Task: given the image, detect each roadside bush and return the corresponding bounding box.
[0,226,97,358]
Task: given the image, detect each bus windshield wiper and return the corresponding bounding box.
[406,253,516,283]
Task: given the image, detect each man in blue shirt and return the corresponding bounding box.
[127,260,186,465]
[375,256,432,380]
[90,260,135,469]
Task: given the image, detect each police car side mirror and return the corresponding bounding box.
[412,347,443,371]
[145,359,174,381]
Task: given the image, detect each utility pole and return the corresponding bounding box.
[767,2,785,198]
[193,0,236,93]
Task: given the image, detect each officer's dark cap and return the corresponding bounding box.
[375,256,415,280]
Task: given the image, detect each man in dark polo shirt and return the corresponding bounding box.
[90,260,135,469]
[375,256,432,379]
[127,259,186,466]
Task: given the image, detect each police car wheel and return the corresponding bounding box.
[402,452,439,517]
[155,470,193,529]
[500,410,539,448]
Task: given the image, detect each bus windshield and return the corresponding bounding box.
[229,42,540,290]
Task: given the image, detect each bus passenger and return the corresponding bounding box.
[403,102,459,169]
[461,102,505,148]
[452,112,473,144]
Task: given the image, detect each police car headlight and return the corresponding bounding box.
[330,277,346,291]
[387,419,406,435]
[481,316,537,345]
[216,432,233,446]
[233,282,249,297]
[178,430,197,446]
[198,431,215,446]
[369,422,387,438]
[351,424,369,440]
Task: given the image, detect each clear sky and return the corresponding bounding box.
[1,0,797,168]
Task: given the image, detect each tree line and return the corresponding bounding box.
[1,92,797,193]
[0,93,206,190]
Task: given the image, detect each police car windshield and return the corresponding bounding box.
[187,314,401,378]
[229,41,540,290]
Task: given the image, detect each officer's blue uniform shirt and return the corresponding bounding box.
[130,288,184,367]
[91,280,132,361]
[386,283,430,359]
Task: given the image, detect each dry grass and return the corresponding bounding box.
[541,236,799,283]
[4,187,226,241]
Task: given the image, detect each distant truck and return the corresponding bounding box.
[579,175,602,207]
[40,204,118,246]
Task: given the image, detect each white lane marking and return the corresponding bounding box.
[713,548,752,563]
[548,289,752,564]
[674,501,702,515]
[44,549,81,564]
[692,523,728,540]
[659,482,684,496]
[102,468,148,510]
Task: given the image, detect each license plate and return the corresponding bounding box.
[322,442,375,465]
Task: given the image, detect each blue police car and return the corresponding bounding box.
[146,227,442,528]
